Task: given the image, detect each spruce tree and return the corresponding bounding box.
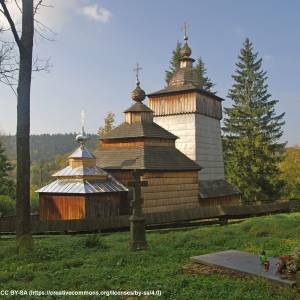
[165,43,215,93]
[223,38,285,203]
[165,42,182,85]
[0,141,15,197]
[194,57,215,93]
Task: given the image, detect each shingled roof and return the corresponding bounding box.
[101,122,177,140]
[147,83,224,102]
[95,146,202,171]
[199,179,240,199]
[124,102,153,113]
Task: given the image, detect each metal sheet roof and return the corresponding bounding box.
[36,175,128,194]
[52,166,107,177]
[68,146,96,159]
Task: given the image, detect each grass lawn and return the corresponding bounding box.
[0,213,300,299]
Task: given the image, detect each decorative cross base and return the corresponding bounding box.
[129,215,147,251]
[128,170,148,251]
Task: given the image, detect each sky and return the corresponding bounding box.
[0,0,299,146]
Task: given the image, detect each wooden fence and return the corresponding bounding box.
[0,200,299,234]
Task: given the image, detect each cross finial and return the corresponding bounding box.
[133,63,142,85]
[181,21,189,42]
[80,110,85,136]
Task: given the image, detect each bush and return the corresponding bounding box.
[84,234,109,250]
[0,195,15,217]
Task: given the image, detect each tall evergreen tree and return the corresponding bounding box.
[194,57,215,93]
[0,142,15,198]
[165,42,215,93]
[223,38,285,203]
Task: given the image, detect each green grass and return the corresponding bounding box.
[0,213,300,300]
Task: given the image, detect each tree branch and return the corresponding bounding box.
[0,0,21,49]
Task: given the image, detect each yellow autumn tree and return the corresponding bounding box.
[279,146,300,199]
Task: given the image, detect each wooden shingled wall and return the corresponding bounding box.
[148,92,222,120]
[109,170,200,213]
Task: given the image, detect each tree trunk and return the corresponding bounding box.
[16,0,34,253]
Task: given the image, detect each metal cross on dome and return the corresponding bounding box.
[181,21,189,40]
[133,63,142,83]
[80,110,85,135]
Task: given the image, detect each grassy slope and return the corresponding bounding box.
[0,213,300,300]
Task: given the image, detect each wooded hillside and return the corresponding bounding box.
[0,134,99,162]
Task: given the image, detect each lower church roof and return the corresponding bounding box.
[95,146,202,171]
[36,175,128,194]
[199,179,241,199]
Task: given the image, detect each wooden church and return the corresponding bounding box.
[96,33,240,212]
[37,32,240,220]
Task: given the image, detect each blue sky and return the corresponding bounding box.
[0,0,299,145]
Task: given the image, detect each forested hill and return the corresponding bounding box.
[0,133,99,162]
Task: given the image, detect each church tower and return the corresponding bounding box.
[147,33,225,182]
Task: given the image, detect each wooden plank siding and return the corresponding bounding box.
[40,195,86,220]
[148,92,222,120]
[86,193,130,218]
[109,170,200,213]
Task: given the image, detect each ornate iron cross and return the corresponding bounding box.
[133,63,142,82]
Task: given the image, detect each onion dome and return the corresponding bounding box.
[131,79,146,102]
[180,36,192,58]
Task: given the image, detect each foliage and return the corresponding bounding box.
[0,195,15,216]
[98,112,115,138]
[223,38,286,203]
[165,42,215,93]
[0,213,299,299]
[0,141,15,198]
[279,146,300,199]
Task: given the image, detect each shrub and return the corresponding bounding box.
[0,195,15,217]
[84,234,109,250]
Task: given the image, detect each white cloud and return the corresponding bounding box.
[80,4,112,23]
[0,1,112,34]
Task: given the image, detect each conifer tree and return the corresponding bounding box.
[194,57,215,93]
[165,42,215,93]
[0,142,15,198]
[165,42,182,85]
[98,112,115,138]
[223,38,285,203]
